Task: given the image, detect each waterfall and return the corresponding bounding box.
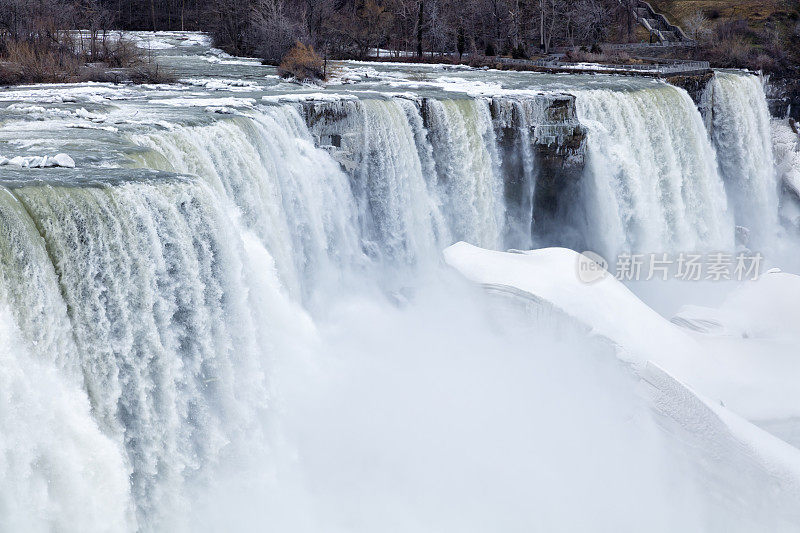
[576,83,734,259]
[350,98,450,265]
[0,64,791,530]
[129,107,364,301]
[131,97,506,277]
[708,72,779,246]
[0,187,78,372]
[423,98,505,250]
[490,96,559,249]
[1,178,287,527]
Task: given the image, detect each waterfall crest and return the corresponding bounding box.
[576,84,734,258]
[0,186,78,372]
[132,97,508,279]
[423,98,505,249]
[130,107,363,300]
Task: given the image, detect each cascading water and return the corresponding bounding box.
[133,96,508,279]
[129,107,364,301]
[350,98,451,265]
[0,187,78,371]
[707,72,779,246]
[0,177,286,529]
[422,98,505,249]
[575,83,734,259]
[0,41,794,531]
[0,307,133,532]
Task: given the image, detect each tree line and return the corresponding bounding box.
[0,0,176,84]
[201,0,631,60]
[5,0,795,75]
[1,0,630,61]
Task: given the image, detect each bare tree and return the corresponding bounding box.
[683,10,709,41]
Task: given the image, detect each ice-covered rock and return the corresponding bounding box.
[0,153,75,168]
[444,242,800,423]
[52,153,75,168]
[674,270,800,341]
[204,106,236,115]
[773,118,800,202]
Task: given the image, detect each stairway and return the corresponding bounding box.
[631,1,691,43]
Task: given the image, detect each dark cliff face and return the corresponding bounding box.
[668,69,800,123]
[297,94,588,250]
[666,72,715,106]
[488,95,586,248]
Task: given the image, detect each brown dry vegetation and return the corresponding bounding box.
[650,0,790,27]
[0,0,175,85]
[278,42,326,82]
[0,34,176,85]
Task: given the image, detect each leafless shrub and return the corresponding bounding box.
[128,62,176,84]
[278,42,325,82]
[78,63,120,83]
[752,53,778,72]
[709,35,753,65]
[715,19,753,42]
[0,1,172,86]
[3,39,81,82]
[246,0,309,61]
[93,35,140,68]
[0,62,23,85]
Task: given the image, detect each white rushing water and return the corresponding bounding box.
[0,306,133,532]
[708,72,780,247]
[129,107,363,301]
[576,83,734,259]
[2,178,290,529]
[0,42,794,531]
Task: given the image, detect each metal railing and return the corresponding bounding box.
[598,41,696,50]
[492,56,710,75]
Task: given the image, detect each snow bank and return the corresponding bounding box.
[0,154,75,168]
[442,243,696,366]
[129,34,175,50]
[148,97,257,108]
[674,271,800,340]
[443,243,800,416]
[670,270,800,422]
[176,33,212,47]
[182,78,262,92]
[443,242,800,488]
[0,84,135,104]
